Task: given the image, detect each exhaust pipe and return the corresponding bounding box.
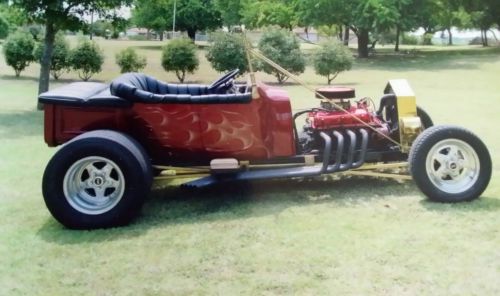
[182,129,370,188]
[183,131,333,188]
[326,131,344,172]
[352,129,368,169]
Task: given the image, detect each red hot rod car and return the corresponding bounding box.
[39,70,492,229]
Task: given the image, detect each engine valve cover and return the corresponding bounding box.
[309,105,379,130]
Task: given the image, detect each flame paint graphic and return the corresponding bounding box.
[134,106,271,157]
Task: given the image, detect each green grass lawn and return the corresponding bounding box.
[1,39,500,295]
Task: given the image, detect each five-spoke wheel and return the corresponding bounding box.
[409,125,491,202]
[63,156,126,215]
[43,130,152,229]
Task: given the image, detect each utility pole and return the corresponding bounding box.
[90,9,94,40]
[172,0,177,38]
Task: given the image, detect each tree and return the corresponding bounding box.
[89,20,113,39]
[132,0,170,40]
[258,28,305,84]
[214,0,243,27]
[463,0,500,46]
[2,30,35,77]
[162,38,199,83]
[0,15,8,39]
[110,16,129,39]
[132,0,221,40]
[206,33,248,73]
[313,40,353,85]
[69,39,104,81]
[242,0,297,30]
[34,32,71,80]
[431,0,470,45]
[0,3,26,28]
[297,0,399,58]
[349,0,399,57]
[175,0,222,40]
[393,0,423,51]
[116,47,147,73]
[12,0,130,107]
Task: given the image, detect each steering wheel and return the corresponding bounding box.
[208,69,240,92]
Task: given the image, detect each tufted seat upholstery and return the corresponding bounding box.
[110,73,252,104]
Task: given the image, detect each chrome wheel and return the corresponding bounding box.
[425,139,480,194]
[63,156,125,215]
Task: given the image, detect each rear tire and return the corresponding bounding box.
[42,130,153,229]
[409,125,491,202]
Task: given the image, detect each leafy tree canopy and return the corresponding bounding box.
[69,39,104,81]
[257,28,305,84]
[132,0,221,40]
[242,0,297,30]
[161,38,199,82]
[206,32,249,73]
[132,0,170,34]
[12,0,131,99]
[214,0,243,27]
[175,0,222,39]
[313,40,353,85]
[3,30,36,77]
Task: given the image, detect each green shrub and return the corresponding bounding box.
[0,16,9,39]
[34,32,71,80]
[313,40,353,85]
[2,30,35,77]
[401,34,418,45]
[206,33,248,74]
[161,38,199,83]
[421,33,434,45]
[115,47,147,73]
[258,28,305,84]
[69,39,104,81]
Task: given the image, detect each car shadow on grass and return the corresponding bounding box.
[419,195,500,212]
[0,110,43,139]
[37,176,500,245]
[36,177,415,244]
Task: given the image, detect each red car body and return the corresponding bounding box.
[44,83,295,163]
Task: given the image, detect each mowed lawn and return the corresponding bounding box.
[1,39,500,295]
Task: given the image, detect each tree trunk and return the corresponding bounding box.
[447,28,452,45]
[159,31,164,41]
[343,26,349,46]
[395,26,401,52]
[187,28,196,41]
[483,30,489,47]
[357,29,369,58]
[176,70,185,83]
[37,21,57,110]
[338,25,343,41]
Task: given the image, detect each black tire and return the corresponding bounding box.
[417,106,434,129]
[42,130,153,229]
[409,125,491,202]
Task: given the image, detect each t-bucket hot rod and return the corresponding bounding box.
[39,67,492,229]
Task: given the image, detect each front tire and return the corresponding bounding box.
[409,125,491,202]
[42,130,153,229]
